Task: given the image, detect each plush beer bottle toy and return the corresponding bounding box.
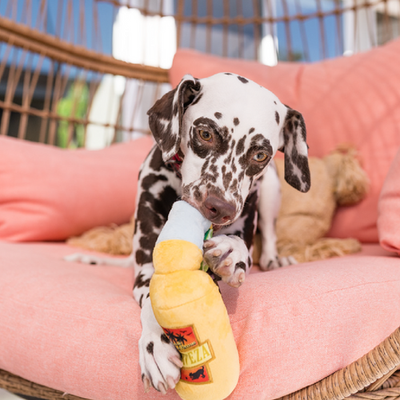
[149,200,240,400]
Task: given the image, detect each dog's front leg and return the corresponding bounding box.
[137,289,183,394]
[133,146,183,394]
[258,161,296,270]
[134,264,183,395]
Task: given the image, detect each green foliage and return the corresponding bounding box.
[56,82,89,148]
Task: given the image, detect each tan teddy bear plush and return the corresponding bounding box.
[68,146,369,264]
[253,145,369,264]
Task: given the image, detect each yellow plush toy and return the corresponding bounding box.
[150,200,240,400]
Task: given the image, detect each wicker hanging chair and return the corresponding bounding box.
[0,0,400,399]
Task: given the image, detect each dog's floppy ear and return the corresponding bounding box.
[147,74,201,162]
[278,107,311,193]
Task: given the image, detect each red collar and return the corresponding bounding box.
[167,153,183,178]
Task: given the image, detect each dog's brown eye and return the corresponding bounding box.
[199,130,212,142]
[253,152,268,162]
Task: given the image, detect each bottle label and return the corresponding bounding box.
[162,325,214,385]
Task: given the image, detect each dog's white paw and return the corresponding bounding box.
[259,255,297,271]
[64,253,133,268]
[139,299,182,394]
[64,253,104,265]
[203,235,249,288]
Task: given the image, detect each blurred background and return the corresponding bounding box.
[0,0,398,148]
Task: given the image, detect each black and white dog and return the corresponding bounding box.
[67,72,310,394]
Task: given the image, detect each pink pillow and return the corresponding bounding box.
[170,39,400,242]
[378,146,400,255]
[0,241,399,400]
[0,136,154,242]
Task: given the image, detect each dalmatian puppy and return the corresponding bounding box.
[66,72,310,394]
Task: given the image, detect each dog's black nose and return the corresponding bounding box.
[203,196,236,224]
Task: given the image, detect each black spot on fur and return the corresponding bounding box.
[246,163,264,177]
[141,173,168,191]
[146,342,154,354]
[274,101,277,105]
[235,261,246,271]
[233,118,240,126]
[210,164,218,175]
[193,186,202,201]
[238,76,248,84]
[241,188,259,248]
[223,172,232,190]
[275,111,280,125]
[158,186,180,214]
[231,160,237,173]
[161,334,170,344]
[149,146,165,171]
[135,249,152,265]
[136,202,162,234]
[217,131,230,156]
[182,183,192,198]
[214,112,222,119]
[249,128,255,134]
[140,233,158,250]
[134,180,179,267]
[224,72,232,75]
[201,158,210,175]
[134,272,151,289]
[236,136,246,155]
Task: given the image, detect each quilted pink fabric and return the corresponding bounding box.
[0,136,154,242]
[378,147,400,255]
[169,38,400,243]
[0,242,399,400]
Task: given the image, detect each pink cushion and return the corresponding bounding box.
[170,39,400,242]
[378,146,400,255]
[1,241,399,400]
[0,136,154,242]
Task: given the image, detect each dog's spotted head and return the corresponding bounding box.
[148,73,310,226]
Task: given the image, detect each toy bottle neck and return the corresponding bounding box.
[156,201,211,250]
[153,239,203,274]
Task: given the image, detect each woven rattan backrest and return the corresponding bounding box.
[0,0,399,147]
